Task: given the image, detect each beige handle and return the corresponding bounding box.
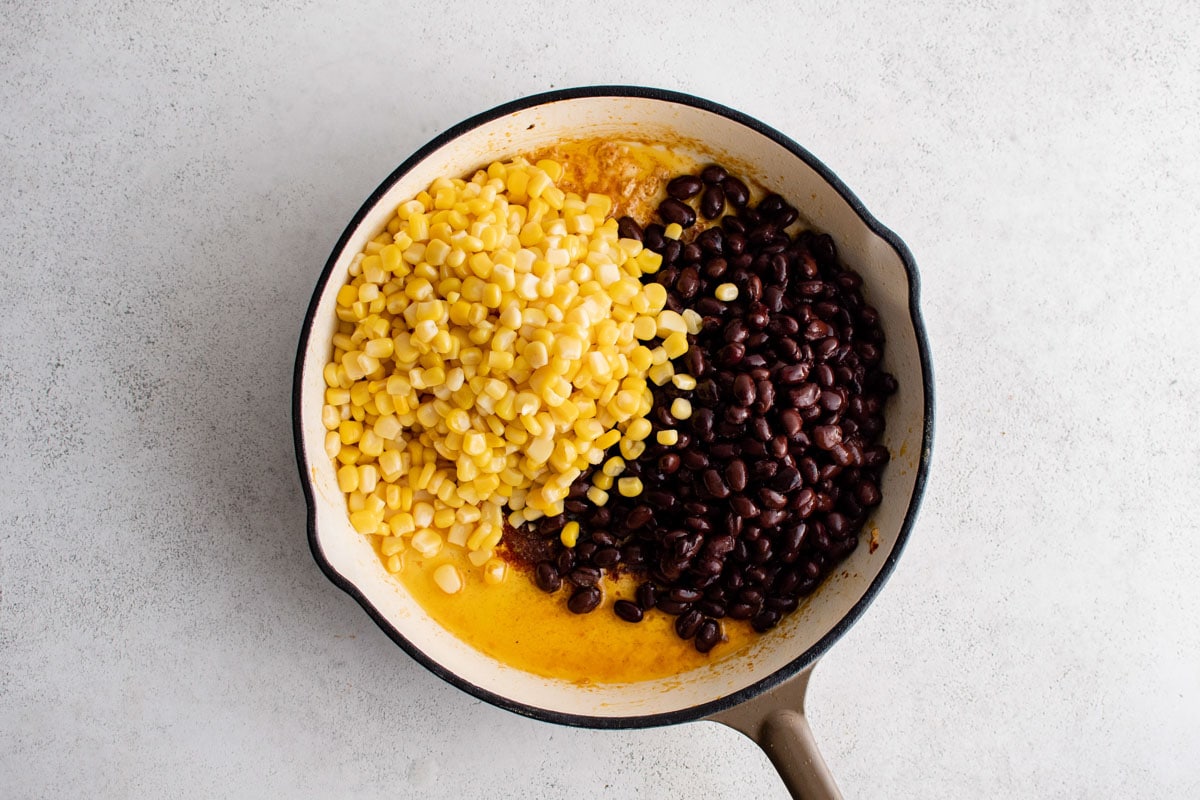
[708,663,842,800]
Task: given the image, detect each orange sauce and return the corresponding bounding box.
[395,544,757,684]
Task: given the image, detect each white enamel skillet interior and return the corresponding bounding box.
[293,87,933,794]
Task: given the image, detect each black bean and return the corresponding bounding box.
[616,216,644,241]
[534,561,561,593]
[656,599,690,615]
[790,382,821,408]
[703,257,728,281]
[730,495,759,519]
[626,505,654,528]
[814,425,843,450]
[614,599,644,623]
[700,164,728,184]
[568,586,602,614]
[676,267,700,299]
[770,466,802,493]
[659,198,697,228]
[703,469,730,499]
[591,531,616,547]
[814,364,835,388]
[857,480,882,507]
[723,176,750,208]
[725,459,748,492]
[759,489,788,509]
[593,547,621,568]
[758,509,787,528]
[700,184,725,220]
[644,223,665,250]
[777,364,810,385]
[623,543,646,566]
[751,609,781,632]
[725,231,746,255]
[676,609,704,639]
[697,226,724,254]
[733,373,756,407]
[667,174,703,200]
[636,582,657,610]
[685,346,709,377]
[751,460,778,481]
[745,275,763,302]
[694,620,723,653]
[780,409,804,441]
[670,587,704,604]
[569,566,602,587]
[717,343,745,366]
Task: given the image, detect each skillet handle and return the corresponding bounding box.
[707,663,842,800]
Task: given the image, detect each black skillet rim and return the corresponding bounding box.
[292,85,936,730]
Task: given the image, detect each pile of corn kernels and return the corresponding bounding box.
[321,157,703,591]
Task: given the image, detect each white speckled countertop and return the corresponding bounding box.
[2,2,1198,798]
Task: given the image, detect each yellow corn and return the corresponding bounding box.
[560,520,580,547]
[656,429,679,446]
[671,373,697,391]
[714,282,739,302]
[482,558,507,585]
[601,457,626,477]
[617,477,643,497]
[670,397,693,420]
[322,155,685,584]
[432,564,463,594]
[336,464,359,493]
[619,438,646,460]
[663,332,689,359]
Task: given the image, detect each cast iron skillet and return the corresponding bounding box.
[293,86,934,799]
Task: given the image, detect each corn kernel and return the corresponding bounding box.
[432,564,463,594]
[337,464,359,493]
[670,397,693,420]
[602,456,626,477]
[625,418,652,442]
[656,429,679,446]
[560,521,580,548]
[411,528,443,557]
[349,509,382,534]
[657,309,688,334]
[648,361,675,386]
[715,282,739,302]
[663,332,689,359]
[671,373,697,391]
[586,486,609,506]
[617,477,643,497]
[482,558,507,585]
[619,438,646,460]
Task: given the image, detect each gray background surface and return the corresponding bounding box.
[2,1,1198,797]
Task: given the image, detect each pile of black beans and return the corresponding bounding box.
[527,165,896,654]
